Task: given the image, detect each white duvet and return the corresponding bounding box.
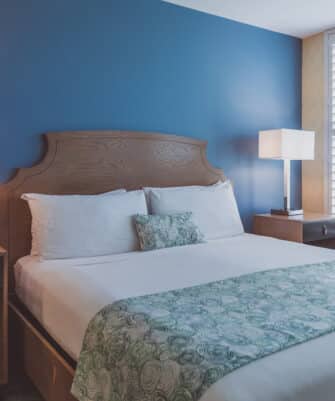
[15,233,335,401]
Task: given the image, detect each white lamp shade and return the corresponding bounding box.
[259,129,315,160]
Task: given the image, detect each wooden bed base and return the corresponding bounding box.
[1,130,224,400]
[9,297,76,401]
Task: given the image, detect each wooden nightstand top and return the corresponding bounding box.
[256,212,335,223]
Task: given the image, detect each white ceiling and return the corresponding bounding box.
[163,0,335,38]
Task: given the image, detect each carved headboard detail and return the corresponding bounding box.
[0,130,224,286]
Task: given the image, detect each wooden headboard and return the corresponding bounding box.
[0,130,224,285]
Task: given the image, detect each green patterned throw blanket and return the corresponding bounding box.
[72,261,335,401]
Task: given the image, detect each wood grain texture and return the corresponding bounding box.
[10,301,76,401]
[0,130,224,289]
[0,248,8,385]
[253,213,335,244]
[253,215,303,242]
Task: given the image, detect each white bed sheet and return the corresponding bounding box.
[14,233,335,401]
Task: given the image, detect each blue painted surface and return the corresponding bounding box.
[0,0,301,230]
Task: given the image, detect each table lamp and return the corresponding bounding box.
[259,129,315,216]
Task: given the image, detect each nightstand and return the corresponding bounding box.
[253,213,335,246]
[0,246,8,385]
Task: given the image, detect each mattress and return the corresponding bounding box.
[14,233,335,401]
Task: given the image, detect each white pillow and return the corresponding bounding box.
[147,181,244,240]
[22,189,126,256]
[144,182,222,212]
[22,190,147,259]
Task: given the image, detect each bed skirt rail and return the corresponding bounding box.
[9,296,76,401]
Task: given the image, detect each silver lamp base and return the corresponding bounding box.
[271,209,304,216]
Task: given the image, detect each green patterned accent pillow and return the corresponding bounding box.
[134,212,205,251]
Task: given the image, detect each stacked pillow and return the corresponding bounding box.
[22,181,244,259]
[134,212,205,251]
[144,181,244,240]
[22,189,147,259]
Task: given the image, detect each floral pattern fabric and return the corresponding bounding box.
[134,212,204,251]
[72,260,335,401]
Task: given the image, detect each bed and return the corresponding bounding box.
[3,130,335,401]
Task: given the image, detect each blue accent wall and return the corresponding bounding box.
[0,0,301,230]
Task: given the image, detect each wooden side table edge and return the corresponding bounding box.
[0,250,8,385]
[253,215,303,243]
